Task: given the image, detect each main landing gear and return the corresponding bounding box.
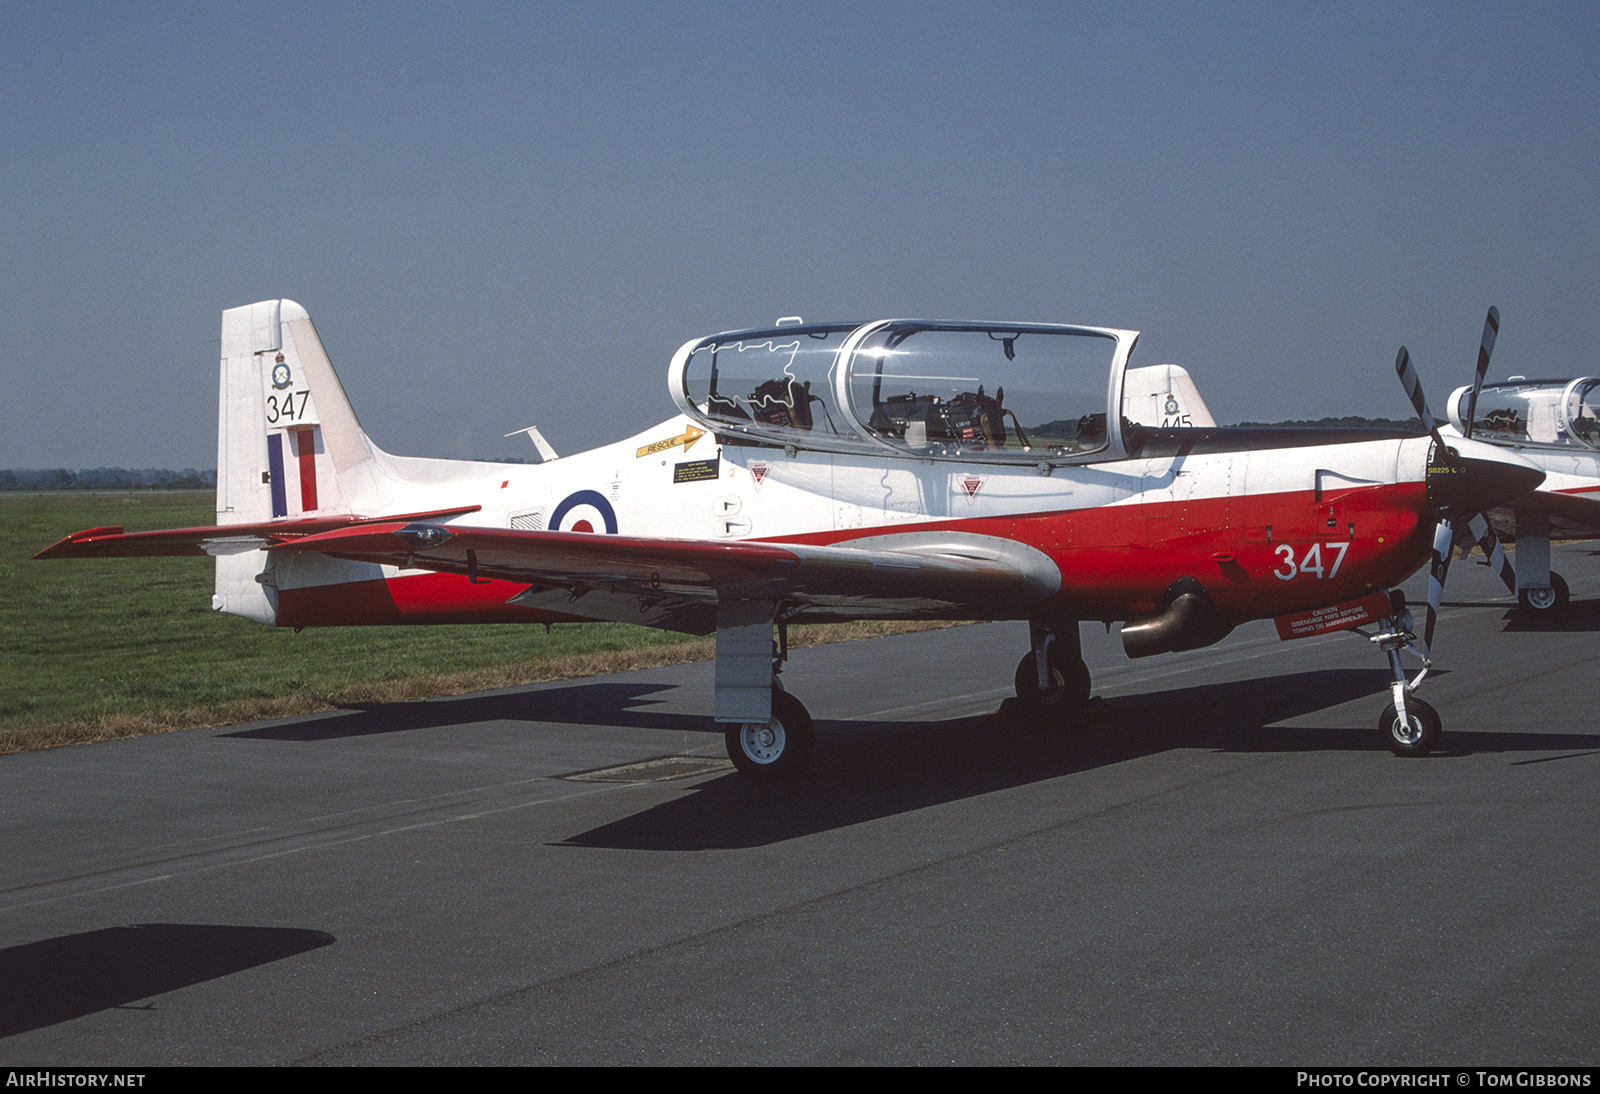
[1519,571,1569,615]
[725,688,815,781]
[1011,620,1091,717]
[715,604,817,781]
[713,608,1094,782]
[1355,591,1443,757]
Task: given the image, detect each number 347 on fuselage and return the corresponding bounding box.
[36,302,1543,778]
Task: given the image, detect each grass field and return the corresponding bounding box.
[2,492,954,753]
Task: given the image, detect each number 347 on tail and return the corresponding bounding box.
[37,301,1542,778]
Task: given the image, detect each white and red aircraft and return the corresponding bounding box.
[1438,371,1600,614]
[36,301,1543,777]
[1379,306,1600,622]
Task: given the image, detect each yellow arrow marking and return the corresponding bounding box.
[636,425,706,458]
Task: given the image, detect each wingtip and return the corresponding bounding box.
[32,526,126,559]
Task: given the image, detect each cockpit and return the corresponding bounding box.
[1448,377,1600,450]
[668,319,1137,464]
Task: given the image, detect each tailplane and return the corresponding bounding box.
[38,299,516,626]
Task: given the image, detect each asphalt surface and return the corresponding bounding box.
[4,543,1599,1065]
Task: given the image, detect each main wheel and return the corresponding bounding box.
[724,689,815,781]
[1380,696,1441,757]
[1518,571,1569,614]
[1013,648,1091,716]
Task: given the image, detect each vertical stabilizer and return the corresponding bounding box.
[1123,364,1218,429]
[217,299,370,525]
[209,298,513,625]
[214,299,376,622]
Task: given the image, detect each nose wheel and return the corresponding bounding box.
[1380,696,1441,757]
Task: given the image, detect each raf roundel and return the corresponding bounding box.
[550,489,618,534]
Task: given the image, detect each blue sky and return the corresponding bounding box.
[6,1,1599,468]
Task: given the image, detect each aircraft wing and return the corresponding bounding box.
[270,521,1063,634]
[1476,487,1600,542]
[1515,487,1600,528]
[31,507,483,559]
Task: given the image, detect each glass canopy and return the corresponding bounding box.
[669,319,1136,462]
[1450,378,1600,450]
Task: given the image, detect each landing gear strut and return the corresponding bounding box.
[1012,620,1090,716]
[716,605,816,781]
[1356,591,1442,757]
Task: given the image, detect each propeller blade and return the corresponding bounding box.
[1415,310,1509,662]
[1465,511,1518,596]
[1423,519,1455,654]
[1395,346,1451,459]
[1464,305,1500,440]
[1395,346,1437,432]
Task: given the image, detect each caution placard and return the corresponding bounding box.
[1274,591,1394,641]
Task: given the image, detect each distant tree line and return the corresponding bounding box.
[1229,416,1425,432]
[0,467,217,491]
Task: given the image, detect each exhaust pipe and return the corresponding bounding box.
[1122,577,1235,659]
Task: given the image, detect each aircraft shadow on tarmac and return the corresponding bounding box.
[1424,593,1600,633]
[562,666,1600,851]
[0,924,334,1038]
[1501,594,1600,633]
[212,665,1600,852]
[218,680,707,742]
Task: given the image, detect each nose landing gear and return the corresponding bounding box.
[1355,592,1442,757]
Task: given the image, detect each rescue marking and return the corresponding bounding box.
[636,425,705,458]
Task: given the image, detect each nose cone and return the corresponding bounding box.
[1426,438,1544,521]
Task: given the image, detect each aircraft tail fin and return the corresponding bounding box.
[1122,364,1217,429]
[216,300,377,526]
[211,300,511,623]
[214,300,402,622]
